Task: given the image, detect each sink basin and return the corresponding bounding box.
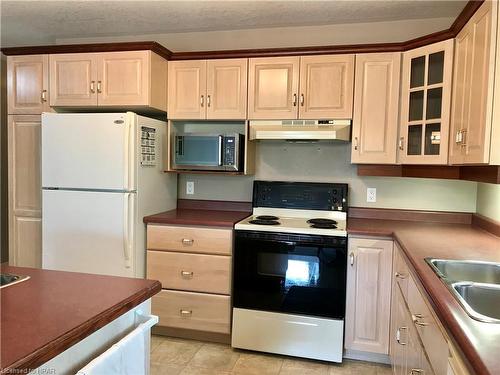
[0,273,30,288]
[426,258,500,323]
[426,258,500,284]
[452,282,500,323]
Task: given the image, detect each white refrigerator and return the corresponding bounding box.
[41,112,177,277]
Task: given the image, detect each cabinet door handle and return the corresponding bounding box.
[412,314,429,326]
[180,309,192,316]
[200,95,204,107]
[461,130,467,147]
[40,89,48,102]
[207,95,211,107]
[90,81,96,93]
[396,327,407,345]
[181,270,194,278]
[410,369,424,375]
[395,272,407,279]
[300,93,305,106]
[349,252,355,266]
[293,93,297,106]
[182,238,194,246]
[455,130,462,144]
[353,137,359,151]
[398,136,405,151]
[97,80,102,93]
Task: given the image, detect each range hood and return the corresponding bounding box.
[249,120,351,141]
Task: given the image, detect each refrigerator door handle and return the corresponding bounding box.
[123,114,136,191]
[123,193,134,269]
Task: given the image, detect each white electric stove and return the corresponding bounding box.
[232,181,348,363]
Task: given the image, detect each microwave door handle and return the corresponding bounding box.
[218,135,223,166]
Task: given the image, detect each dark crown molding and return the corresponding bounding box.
[1,1,483,60]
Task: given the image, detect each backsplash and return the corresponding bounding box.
[177,142,478,213]
[476,183,500,221]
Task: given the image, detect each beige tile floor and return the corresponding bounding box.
[150,335,392,375]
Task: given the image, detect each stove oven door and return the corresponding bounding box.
[233,230,347,319]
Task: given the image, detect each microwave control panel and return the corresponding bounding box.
[141,127,156,166]
[223,136,236,166]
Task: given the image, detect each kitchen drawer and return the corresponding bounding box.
[147,225,232,255]
[147,250,231,295]
[407,274,448,375]
[394,243,410,298]
[152,290,231,334]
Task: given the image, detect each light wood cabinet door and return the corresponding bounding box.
[8,115,42,267]
[206,58,248,119]
[345,237,393,354]
[352,53,401,164]
[7,55,49,114]
[450,0,496,164]
[97,51,149,107]
[390,286,408,375]
[248,56,300,119]
[49,53,98,106]
[399,39,454,165]
[299,55,354,119]
[168,60,207,119]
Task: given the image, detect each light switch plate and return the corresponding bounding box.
[367,188,376,203]
[186,181,194,195]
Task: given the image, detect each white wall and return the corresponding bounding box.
[178,142,477,213]
[56,17,454,51]
[476,183,500,221]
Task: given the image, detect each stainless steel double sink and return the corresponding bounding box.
[426,258,500,323]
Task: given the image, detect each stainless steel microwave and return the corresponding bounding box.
[172,133,245,172]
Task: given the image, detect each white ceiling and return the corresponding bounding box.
[1,0,468,48]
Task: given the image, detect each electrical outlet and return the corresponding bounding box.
[186,181,194,195]
[367,188,377,203]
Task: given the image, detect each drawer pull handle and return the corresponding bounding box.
[181,270,194,278]
[412,314,429,327]
[396,327,407,345]
[410,369,424,375]
[180,309,192,316]
[182,238,194,246]
[395,272,407,279]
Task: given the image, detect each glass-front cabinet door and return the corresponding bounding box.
[398,39,454,164]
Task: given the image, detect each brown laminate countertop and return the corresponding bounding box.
[348,218,500,375]
[0,265,161,372]
[143,208,251,227]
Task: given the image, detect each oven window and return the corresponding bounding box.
[233,235,347,319]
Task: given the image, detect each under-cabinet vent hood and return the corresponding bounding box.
[249,120,351,141]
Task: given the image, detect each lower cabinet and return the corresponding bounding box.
[390,243,469,375]
[8,115,42,267]
[146,224,233,338]
[345,236,394,355]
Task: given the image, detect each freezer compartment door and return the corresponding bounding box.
[42,112,136,190]
[42,190,136,277]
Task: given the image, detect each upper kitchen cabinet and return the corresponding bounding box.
[168,60,207,119]
[351,53,401,164]
[49,53,98,106]
[399,39,453,165]
[450,0,498,165]
[168,58,248,120]
[207,59,248,119]
[7,55,50,114]
[299,55,354,119]
[248,55,354,120]
[49,51,167,111]
[248,56,300,119]
[97,51,167,110]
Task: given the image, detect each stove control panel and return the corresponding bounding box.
[253,181,348,212]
